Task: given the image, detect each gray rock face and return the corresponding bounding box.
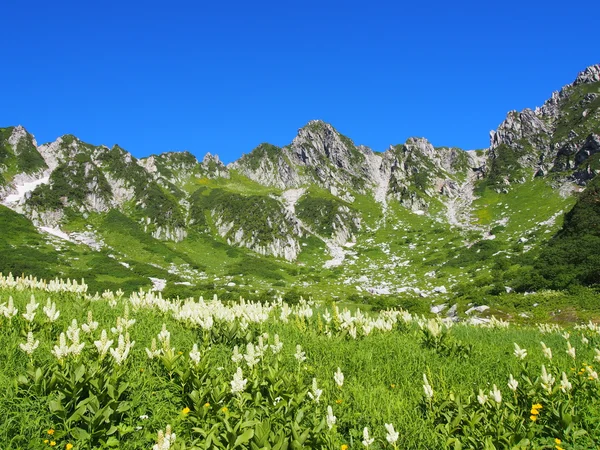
[574,64,600,85]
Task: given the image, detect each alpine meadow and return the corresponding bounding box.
[1,64,600,449]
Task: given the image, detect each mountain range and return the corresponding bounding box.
[1,64,599,314]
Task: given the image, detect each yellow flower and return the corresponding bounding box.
[532,403,542,410]
[555,438,562,444]
[66,444,74,450]
[341,445,349,450]
[556,446,564,450]
[44,440,49,444]
[47,429,55,435]
[50,442,56,447]
[336,399,343,404]
[182,407,190,414]
[221,406,228,412]
[204,402,210,408]
[530,415,537,421]
[531,408,540,415]
[390,384,396,389]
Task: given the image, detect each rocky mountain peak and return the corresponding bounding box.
[7,125,35,149]
[573,64,600,86]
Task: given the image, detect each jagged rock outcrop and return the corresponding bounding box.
[488,63,600,186]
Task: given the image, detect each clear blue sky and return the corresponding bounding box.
[1,0,598,163]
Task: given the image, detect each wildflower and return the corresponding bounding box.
[181,407,190,415]
[334,367,344,388]
[336,399,342,404]
[508,374,518,392]
[22,295,39,322]
[243,342,260,368]
[145,338,161,359]
[562,332,570,340]
[110,333,134,365]
[541,342,553,360]
[582,335,589,345]
[152,425,176,450]
[231,345,243,363]
[294,344,306,363]
[189,343,201,366]
[326,405,336,430]
[43,299,60,322]
[423,373,434,399]
[594,348,600,363]
[530,415,537,422]
[586,366,598,381]
[19,331,39,356]
[48,429,55,435]
[203,402,210,408]
[81,310,98,333]
[66,444,73,450]
[560,372,572,393]
[221,407,228,412]
[362,427,375,447]
[270,334,283,354]
[384,423,399,445]
[514,343,527,360]
[308,378,323,403]
[230,367,247,394]
[94,329,113,359]
[52,333,70,360]
[157,324,170,345]
[541,365,555,394]
[555,438,561,444]
[490,384,502,404]
[477,389,488,405]
[0,296,18,319]
[566,341,576,360]
[341,446,348,450]
[323,309,332,324]
[50,441,56,447]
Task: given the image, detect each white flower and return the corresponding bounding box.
[244,342,260,368]
[566,341,576,359]
[595,348,600,363]
[540,364,555,394]
[586,366,598,381]
[22,295,39,322]
[153,425,176,450]
[20,331,39,355]
[110,333,134,365]
[477,389,488,405]
[43,299,60,322]
[52,332,70,360]
[513,343,527,360]
[362,427,374,447]
[308,378,322,403]
[540,342,552,360]
[560,372,572,393]
[189,344,201,366]
[157,323,170,344]
[0,296,18,319]
[490,384,502,404]
[507,374,518,392]
[323,309,332,324]
[326,405,336,430]
[334,367,344,388]
[562,332,570,340]
[294,344,306,363]
[270,334,283,354]
[582,335,589,345]
[384,423,399,444]
[81,310,98,333]
[423,373,434,399]
[94,329,113,358]
[231,367,247,394]
[231,345,243,363]
[145,338,161,359]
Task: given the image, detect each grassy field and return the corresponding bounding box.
[1,274,599,449]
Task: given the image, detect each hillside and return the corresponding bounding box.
[1,64,599,322]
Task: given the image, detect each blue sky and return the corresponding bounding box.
[1,0,598,163]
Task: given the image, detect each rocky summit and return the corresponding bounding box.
[1,64,599,309]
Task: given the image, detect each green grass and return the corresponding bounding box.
[1,281,599,448]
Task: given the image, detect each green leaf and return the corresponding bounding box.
[234,428,254,447]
